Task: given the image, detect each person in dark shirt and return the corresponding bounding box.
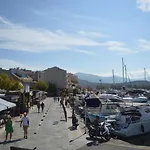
[37,102,40,113]
[41,102,45,112]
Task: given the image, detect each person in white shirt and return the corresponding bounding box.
[20,112,29,139]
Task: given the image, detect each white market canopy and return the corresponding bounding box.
[0,98,16,112]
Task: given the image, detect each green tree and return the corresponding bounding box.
[0,73,23,90]
[33,80,48,91]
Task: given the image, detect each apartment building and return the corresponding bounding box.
[38,67,67,89]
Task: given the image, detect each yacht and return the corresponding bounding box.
[110,105,150,137]
[85,96,121,122]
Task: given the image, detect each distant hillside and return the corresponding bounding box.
[78,78,150,90]
[75,72,123,83]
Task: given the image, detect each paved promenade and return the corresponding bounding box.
[0,98,76,150]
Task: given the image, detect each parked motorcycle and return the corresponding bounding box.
[89,122,112,141]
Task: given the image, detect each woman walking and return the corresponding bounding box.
[5,115,13,141]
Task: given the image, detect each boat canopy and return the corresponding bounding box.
[85,97,101,107]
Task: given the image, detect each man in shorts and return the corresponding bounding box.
[20,112,29,139]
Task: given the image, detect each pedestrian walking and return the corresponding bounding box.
[37,102,40,113]
[20,112,29,139]
[54,97,57,102]
[57,97,59,102]
[41,102,45,112]
[5,115,13,141]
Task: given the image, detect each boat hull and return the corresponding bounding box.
[112,120,150,138]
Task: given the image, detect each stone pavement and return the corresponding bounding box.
[0,98,77,150]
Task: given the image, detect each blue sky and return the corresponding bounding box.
[0,0,150,79]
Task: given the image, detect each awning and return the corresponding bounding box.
[0,98,16,112]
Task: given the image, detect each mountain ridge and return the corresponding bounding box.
[75,72,123,83]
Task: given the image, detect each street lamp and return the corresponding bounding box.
[72,84,76,115]
[99,79,102,93]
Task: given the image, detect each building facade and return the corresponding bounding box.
[38,67,67,89]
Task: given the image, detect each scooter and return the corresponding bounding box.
[99,122,111,141]
[89,122,111,141]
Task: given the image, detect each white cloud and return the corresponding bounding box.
[103,41,139,54]
[0,59,85,73]
[74,49,96,55]
[0,16,141,56]
[136,0,150,12]
[1,59,150,79]
[138,38,150,51]
[129,68,150,79]
[0,59,45,71]
[77,30,109,38]
[0,16,100,53]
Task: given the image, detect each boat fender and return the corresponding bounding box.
[141,125,144,133]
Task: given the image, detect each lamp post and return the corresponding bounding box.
[84,99,87,134]
[72,84,76,116]
[99,79,102,93]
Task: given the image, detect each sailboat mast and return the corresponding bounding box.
[112,69,115,86]
[144,68,146,81]
[125,65,127,83]
[122,58,124,83]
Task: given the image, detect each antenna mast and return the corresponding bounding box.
[122,58,124,83]
[112,69,115,87]
[144,68,146,81]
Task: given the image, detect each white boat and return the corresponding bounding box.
[111,105,150,137]
[99,94,124,103]
[85,96,121,122]
[122,95,149,107]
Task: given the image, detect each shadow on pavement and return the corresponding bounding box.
[86,138,103,147]
[120,133,150,146]
[68,126,76,131]
[68,116,72,119]
[52,121,59,125]
[60,119,66,122]
[0,138,24,145]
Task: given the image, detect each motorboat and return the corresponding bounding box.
[122,95,149,107]
[84,96,122,122]
[123,95,148,103]
[99,94,124,103]
[110,105,150,137]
